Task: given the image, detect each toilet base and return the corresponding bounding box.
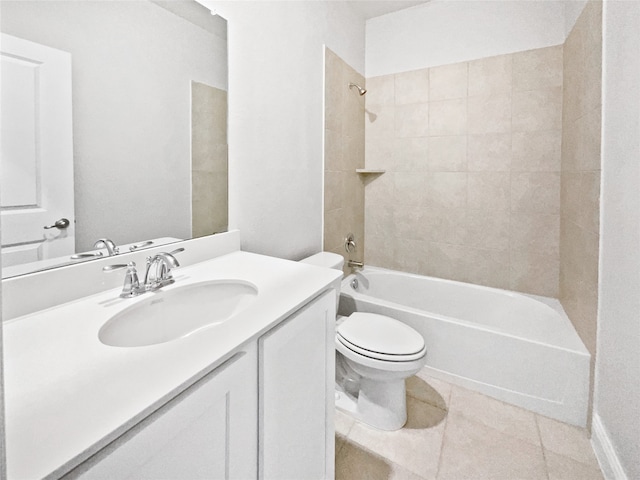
[335,377,408,431]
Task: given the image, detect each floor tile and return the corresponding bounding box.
[448,385,540,446]
[336,408,356,437]
[437,412,547,480]
[348,397,446,478]
[545,449,604,480]
[536,415,599,467]
[336,439,432,480]
[407,371,452,411]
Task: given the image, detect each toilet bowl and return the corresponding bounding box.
[300,252,427,431]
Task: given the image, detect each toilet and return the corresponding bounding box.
[300,252,427,431]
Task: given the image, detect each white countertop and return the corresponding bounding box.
[3,250,341,479]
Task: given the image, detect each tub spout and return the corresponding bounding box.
[348,260,364,268]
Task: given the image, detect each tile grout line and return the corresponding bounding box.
[535,414,551,480]
[433,386,453,480]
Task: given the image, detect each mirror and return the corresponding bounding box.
[0,0,228,278]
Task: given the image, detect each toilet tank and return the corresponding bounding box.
[299,252,344,270]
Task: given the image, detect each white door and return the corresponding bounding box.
[1,33,74,268]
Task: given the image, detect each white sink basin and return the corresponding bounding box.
[99,280,259,347]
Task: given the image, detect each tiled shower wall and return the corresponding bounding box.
[560,1,602,358]
[364,46,563,297]
[324,48,366,273]
[192,81,228,237]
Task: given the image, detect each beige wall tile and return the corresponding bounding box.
[427,172,468,210]
[394,172,429,207]
[365,205,394,238]
[394,68,429,105]
[394,137,429,171]
[365,173,394,205]
[468,93,511,134]
[366,104,395,140]
[429,62,468,101]
[395,103,429,138]
[393,208,428,241]
[462,247,511,289]
[468,54,512,96]
[510,213,560,255]
[559,1,601,369]
[324,171,345,211]
[365,74,394,106]
[325,128,344,171]
[467,172,510,211]
[395,238,431,275]
[513,45,563,92]
[511,172,561,214]
[429,136,467,172]
[467,133,511,171]
[428,98,467,136]
[364,235,395,268]
[578,171,600,233]
[465,209,510,251]
[512,130,562,172]
[512,87,563,132]
[425,207,467,245]
[427,242,468,280]
[362,44,569,297]
[579,108,602,171]
[510,250,559,297]
[366,137,395,170]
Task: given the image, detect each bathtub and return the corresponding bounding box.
[338,266,590,427]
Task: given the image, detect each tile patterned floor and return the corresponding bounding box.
[335,369,604,480]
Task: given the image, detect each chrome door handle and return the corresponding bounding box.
[43,218,70,230]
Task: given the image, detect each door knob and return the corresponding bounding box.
[43,218,70,230]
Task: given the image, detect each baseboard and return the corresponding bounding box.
[591,413,628,480]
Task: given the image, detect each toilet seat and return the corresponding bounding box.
[336,312,426,362]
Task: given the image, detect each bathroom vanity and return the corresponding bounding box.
[2,232,341,479]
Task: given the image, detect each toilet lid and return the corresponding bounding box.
[337,312,426,359]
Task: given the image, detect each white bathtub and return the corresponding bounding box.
[339,266,590,427]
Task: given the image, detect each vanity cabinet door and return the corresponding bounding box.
[66,344,258,480]
[259,290,336,480]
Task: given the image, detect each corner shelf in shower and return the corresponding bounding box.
[355,169,386,174]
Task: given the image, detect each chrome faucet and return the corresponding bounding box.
[94,238,119,256]
[348,259,364,269]
[103,262,144,298]
[143,249,183,290]
[103,248,184,298]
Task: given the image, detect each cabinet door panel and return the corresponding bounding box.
[259,291,335,480]
[67,345,257,480]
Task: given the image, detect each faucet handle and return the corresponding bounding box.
[103,262,143,298]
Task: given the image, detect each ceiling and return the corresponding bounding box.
[348,0,431,20]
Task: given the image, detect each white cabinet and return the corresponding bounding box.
[66,345,258,480]
[259,290,336,480]
[63,290,335,480]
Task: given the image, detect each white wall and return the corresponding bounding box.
[366,0,566,77]
[594,2,640,478]
[203,1,365,259]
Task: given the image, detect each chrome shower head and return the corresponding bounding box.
[348,82,367,96]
